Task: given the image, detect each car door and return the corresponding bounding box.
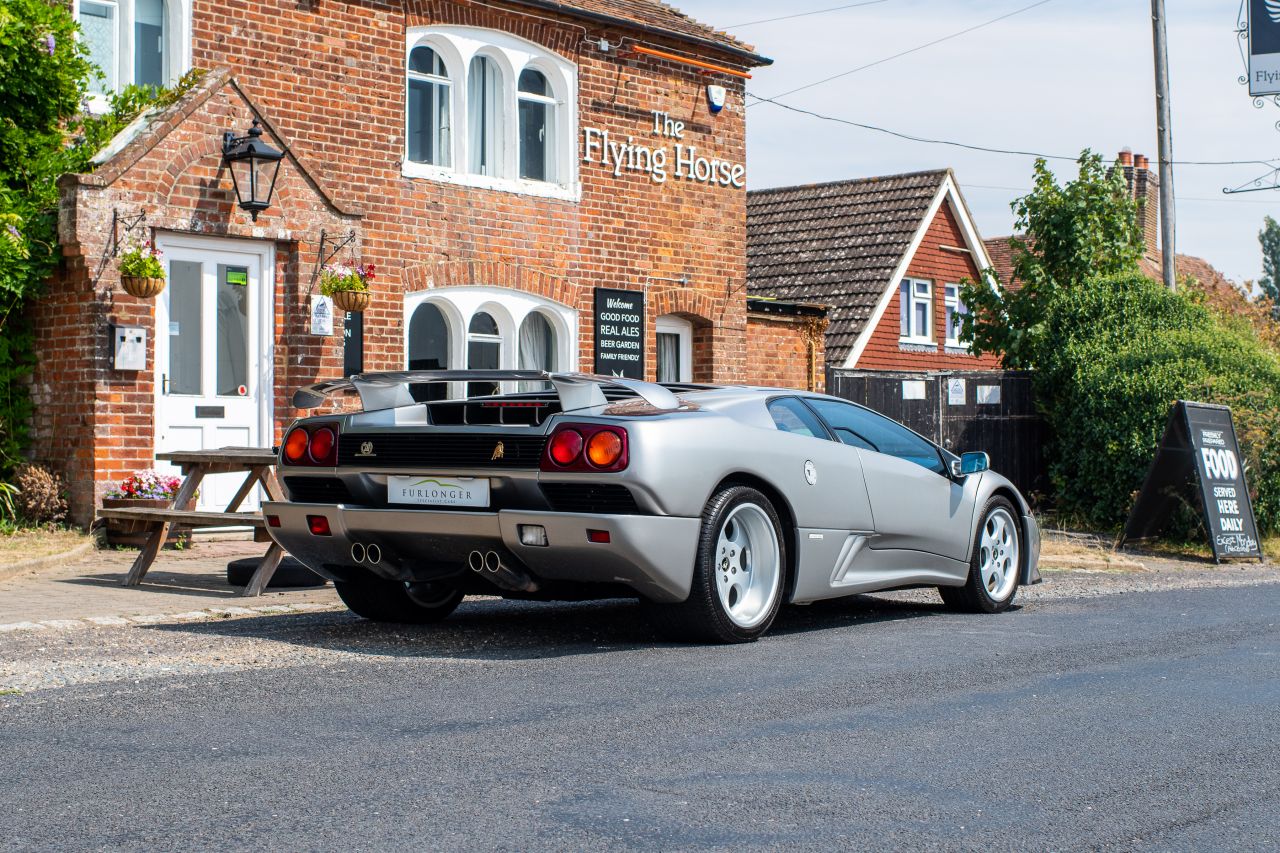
[764,396,874,533]
[803,398,977,561]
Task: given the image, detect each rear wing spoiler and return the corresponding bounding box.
[291,370,681,413]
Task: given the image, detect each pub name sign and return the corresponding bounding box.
[582,110,745,188]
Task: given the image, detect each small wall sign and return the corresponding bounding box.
[593,287,645,379]
[343,310,363,376]
[310,294,334,336]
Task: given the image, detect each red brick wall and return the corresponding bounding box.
[745,314,825,393]
[30,1,795,523]
[854,201,1003,372]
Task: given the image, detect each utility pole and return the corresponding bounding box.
[1151,0,1177,291]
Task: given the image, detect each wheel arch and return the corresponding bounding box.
[711,472,799,603]
[982,484,1035,585]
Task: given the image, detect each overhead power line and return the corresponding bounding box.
[724,0,891,30]
[744,92,1280,168]
[752,0,1059,105]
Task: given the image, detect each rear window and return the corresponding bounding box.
[767,397,829,439]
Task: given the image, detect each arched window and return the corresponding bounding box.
[408,301,451,401]
[518,311,556,372]
[407,45,452,167]
[518,69,557,183]
[467,310,503,396]
[467,56,504,177]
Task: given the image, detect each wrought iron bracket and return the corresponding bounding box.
[109,208,147,258]
[309,228,358,291]
[1223,161,1280,194]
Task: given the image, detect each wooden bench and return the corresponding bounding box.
[98,448,288,597]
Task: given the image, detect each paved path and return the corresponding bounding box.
[0,540,339,629]
[2,570,1278,850]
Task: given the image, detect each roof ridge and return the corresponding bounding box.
[747,169,950,197]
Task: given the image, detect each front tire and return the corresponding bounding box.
[335,576,463,624]
[653,485,786,643]
[940,497,1021,613]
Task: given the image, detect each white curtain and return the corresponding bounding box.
[468,56,502,176]
[657,332,680,383]
[518,313,554,391]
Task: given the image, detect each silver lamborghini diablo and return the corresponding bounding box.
[263,370,1041,643]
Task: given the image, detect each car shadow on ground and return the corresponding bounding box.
[145,592,951,661]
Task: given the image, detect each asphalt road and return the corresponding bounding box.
[2,582,1279,851]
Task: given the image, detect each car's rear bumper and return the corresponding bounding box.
[261,501,700,602]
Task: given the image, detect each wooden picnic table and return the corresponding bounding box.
[97,447,289,597]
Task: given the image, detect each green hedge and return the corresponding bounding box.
[1035,272,1280,536]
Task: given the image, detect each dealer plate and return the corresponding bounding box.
[387,475,490,508]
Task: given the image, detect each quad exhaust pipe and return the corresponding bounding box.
[468,550,539,593]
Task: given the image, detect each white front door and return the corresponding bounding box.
[154,235,274,511]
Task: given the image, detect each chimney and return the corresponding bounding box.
[1117,148,1159,256]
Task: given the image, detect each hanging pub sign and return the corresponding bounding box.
[343,310,363,377]
[1121,401,1263,562]
[593,287,644,379]
[1248,0,1280,97]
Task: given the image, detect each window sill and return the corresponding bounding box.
[898,340,937,353]
[401,162,581,202]
[944,344,972,355]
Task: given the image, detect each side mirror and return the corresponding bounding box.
[950,451,990,478]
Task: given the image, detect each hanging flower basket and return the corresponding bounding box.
[118,238,166,298]
[332,289,371,313]
[120,275,167,298]
[319,260,375,313]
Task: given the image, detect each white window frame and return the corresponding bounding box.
[402,26,580,201]
[405,43,453,168]
[899,278,934,344]
[74,0,192,112]
[403,286,578,398]
[655,315,693,383]
[517,67,559,184]
[943,284,969,349]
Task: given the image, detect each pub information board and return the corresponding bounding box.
[343,310,363,377]
[1121,401,1263,562]
[593,287,644,379]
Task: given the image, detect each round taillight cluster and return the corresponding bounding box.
[282,423,339,466]
[549,429,584,466]
[542,425,628,472]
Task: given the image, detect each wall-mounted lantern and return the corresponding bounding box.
[221,119,284,221]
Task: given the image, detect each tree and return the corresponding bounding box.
[1259,215,1280,303]
[959,150,1144,368]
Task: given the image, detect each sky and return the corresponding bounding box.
[674,0,1280,285]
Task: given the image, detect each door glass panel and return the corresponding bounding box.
[216,264,250,397]
[656,332,680,383]
[807,398,945,474]
[167,260,202,395]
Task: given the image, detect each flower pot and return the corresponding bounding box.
[101,497,189,549]
[332,289,371,313]
[120,275,166,298]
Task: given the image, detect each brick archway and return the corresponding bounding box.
[402,260,583,309]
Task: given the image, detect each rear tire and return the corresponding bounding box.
[940,497,1021,614]
[335,576,463,624]
[652,485,786,644]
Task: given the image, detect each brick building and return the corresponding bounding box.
[36,0,824,524]
[747,169,1001,374]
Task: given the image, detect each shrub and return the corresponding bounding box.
[1034,273,1280,536]
[13,462,66,524]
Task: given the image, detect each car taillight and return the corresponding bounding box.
[542,425,628,472]
[586,430,623,468]
[281,423,340,466]
[283,428,309,464]
[308,426,337,465]
[549,429,584,466]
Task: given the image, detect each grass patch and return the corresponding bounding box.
[0,525,91,563]
[0,688,22,696]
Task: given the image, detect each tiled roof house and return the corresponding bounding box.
[747,169,1002,372]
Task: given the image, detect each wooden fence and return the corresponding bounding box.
[826,369,1049,499]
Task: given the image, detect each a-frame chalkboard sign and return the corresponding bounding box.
[1120,401,1263,562]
